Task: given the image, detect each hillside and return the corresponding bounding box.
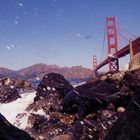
[0,63,93,80]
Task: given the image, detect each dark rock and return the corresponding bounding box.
[105,87,140,140]
[72,110,118,140]
[0,77,33,93]
[0,86,20,103]
[49,112,75,125]
[18,70,140,140]
[62,80,119,118]
[28,113,48,132]
[14,80,32,92]
[28,73,73,113]
[35,73,73,101]
[25,113,73,140]
[62,90,80,114]
[104,91,132,111]
[76,80,119,98]
[52,134,72,140]
[26,98,50,113]
[0,113,34,140]
[104,70,140,140]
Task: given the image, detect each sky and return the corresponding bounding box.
[0,0,140,70]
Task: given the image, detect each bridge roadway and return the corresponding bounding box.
[95,37,140,71]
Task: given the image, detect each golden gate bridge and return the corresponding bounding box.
[93,17,140,75]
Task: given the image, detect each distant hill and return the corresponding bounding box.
[0,63,93,81]
[0,67,15,77]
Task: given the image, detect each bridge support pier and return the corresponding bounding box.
[109,58,119,71]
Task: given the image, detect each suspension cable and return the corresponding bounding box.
[117,30,130,42]
[116,18,137,39]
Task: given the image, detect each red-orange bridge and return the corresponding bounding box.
[93,17,140,73]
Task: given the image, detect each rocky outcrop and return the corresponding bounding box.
[105,89,140,140]
[14,112,74,140]
[12,70,140,140]
[105,70,140,140]
[2,77,32,92]
[27,73,73,113]
[0,113,34,140]
[0,86,20,103]
[0,77,33,103]
[0,77,32,92]
[62,79,119,118]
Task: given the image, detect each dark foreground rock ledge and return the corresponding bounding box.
[0,113,34,140]
[105,71,140,140]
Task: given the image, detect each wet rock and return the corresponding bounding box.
[14,70,140,140]
[104,91,132,111]
[28,113,48,131]
[62,80,119,118]
[51,134,72,140]
[26,97,59,114]
[62,90,80,114]
[35,73,73,101]
[76,80,119,98]
[72,112,118,140]
[105,71,140,140]
[0,77,33,92]
[0,113,34,140]
[15,111,74,139]
[0,86,20,103]
[106,103,115,111]
[85,113,97,120]
[107,72,125,82]
[26,114,73,140]
[49,112,75,125]
[14,80,32,92]
[117,107,125,113]
[14,113,30,129]
[28,73,73,113]
[100,110,116,120]
[105,87,140,140]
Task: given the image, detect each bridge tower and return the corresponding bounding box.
[106,17,119,71]
[93,55,97,70]
[93,55,98,76]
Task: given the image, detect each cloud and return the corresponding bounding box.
[14,21,18,24]
[6,44,16,50]
[85,35,92,39]
[10,44,15,48]
[80,5,90,10]
[6,46,11,50]
[23,12,27,15]
[76,33,82,37]
[18,3,24,7]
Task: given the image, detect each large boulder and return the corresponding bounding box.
[62,80,119,118]
[27,73,73,113]
[35,73,73,101]
[0,113,34,140]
